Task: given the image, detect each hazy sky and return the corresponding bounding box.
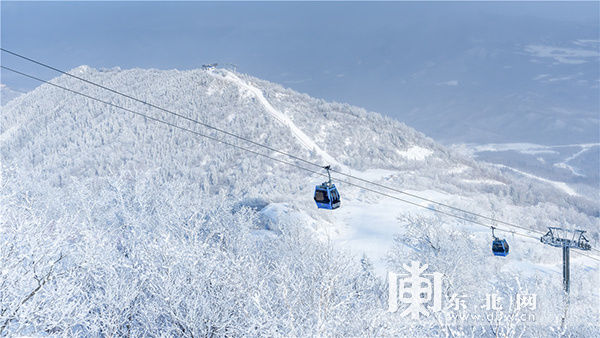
[2,1,598,144]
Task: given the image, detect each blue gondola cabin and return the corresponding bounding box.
[492,238,509,257]
[314,183,341,210]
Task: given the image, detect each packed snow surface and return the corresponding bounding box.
[219,70,343,168]
[396,145,433,161]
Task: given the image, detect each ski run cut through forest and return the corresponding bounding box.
[1,58,599,336]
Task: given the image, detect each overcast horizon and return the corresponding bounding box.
[2,1,598,145]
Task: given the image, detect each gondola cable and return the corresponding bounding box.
[2,65,598,263]
[0,48,557,240]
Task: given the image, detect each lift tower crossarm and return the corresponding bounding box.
[540,227,591,294]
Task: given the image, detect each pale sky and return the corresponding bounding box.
[2,1,598,144]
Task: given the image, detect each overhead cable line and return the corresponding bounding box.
[2,48,597,253]
[2,65,598,263]
[0,48,553,239]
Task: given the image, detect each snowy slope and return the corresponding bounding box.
[457,142,600,198]
[1,66,598,335]
[218,70,343,168]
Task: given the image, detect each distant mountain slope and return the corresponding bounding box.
[458,142,600,199]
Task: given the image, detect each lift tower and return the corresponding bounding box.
[540,227,591,293]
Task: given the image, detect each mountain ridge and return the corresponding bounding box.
[1,66,597,219]
[1,65,598,335]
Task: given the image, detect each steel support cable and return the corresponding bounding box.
[0,49,320,167]
[2,60,598,258]
[0,48,555,239]
[3,65,599,263]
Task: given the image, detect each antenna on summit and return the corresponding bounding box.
[202,63,218,70]
[201,63,237,72]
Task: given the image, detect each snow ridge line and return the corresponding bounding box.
[217,70,343,169]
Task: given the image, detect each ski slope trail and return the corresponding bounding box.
[497,164,580,197]
[331,196,599,277]
[218,70,344,169]
[215,70,421,185]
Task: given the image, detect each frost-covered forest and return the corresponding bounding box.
[1,67,598,336]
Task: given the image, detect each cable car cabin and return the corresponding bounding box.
[492,238,509,257]
[314,183,341,210]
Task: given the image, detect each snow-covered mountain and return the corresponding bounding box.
[1,67,598,336]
